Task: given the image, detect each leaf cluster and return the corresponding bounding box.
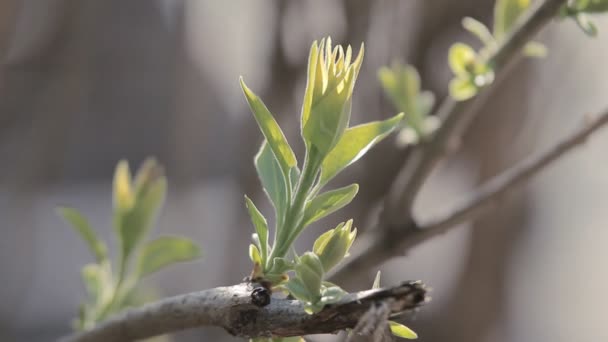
[59,159,201,330]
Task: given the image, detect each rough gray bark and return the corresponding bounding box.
[62,282,427,342]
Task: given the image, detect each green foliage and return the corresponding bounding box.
[378,62,437,146]
[240,37,402,294]
[448,0,548,101]
[59,159,201,330]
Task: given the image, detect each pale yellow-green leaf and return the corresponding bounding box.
[240,78,297,175]
[137,236,201,277]
[244,196,269,264]
[448,43,476,76]
[319,113,404,187]
[303,184,358,226]
[57,207,107,262]
[449,77,478,101]
[113,160,134,211]
[389,321,418,339]
[523,41,548,58]
[494,0,530,39]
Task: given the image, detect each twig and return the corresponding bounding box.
[61,282,427,342]
[382,0,568,226]
[330,0,569,282]
[330,108,608,281]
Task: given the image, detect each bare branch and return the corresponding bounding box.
[62,281,427,342]
[382,0,568,226]
[331,108,608,282]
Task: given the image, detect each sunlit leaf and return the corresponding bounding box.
[449,77,478,101]
[303,184,359,226]
[240,78,297,176]
[137,236,201,277]
[57,207,107,262]
[448,43,476,76]
[389,321,418,339]
[319,113,404,187]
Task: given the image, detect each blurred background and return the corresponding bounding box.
[1,0,607,341]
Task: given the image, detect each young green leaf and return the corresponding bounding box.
[240,78,297,176]
[57,207,107,262]
[295,252,324,300]
[462,17,495,46]
[449,77,478,101]
[389,321,418,339]
[254,141,289,224]
[448,43,477,76]
[113,160,135,212]
[303,184,359,226]
[249,244,263,266]
[137,236,201,277]
[494,0,530,39]
[312,220,356,272]
[115,176,167,261]
[244,196,269,265]
[378,63,420,118]
[319,113,404,187]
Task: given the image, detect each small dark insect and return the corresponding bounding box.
[251,287,271,307]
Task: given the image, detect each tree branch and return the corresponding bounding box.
[62,281,427,342]
[382,0,568,226]
[331,108,608,282]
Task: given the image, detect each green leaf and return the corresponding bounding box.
[449,77,478,101]
[494,0,530,39]
[254,141,288,224]
[312,220,357,272]
[523,41,548,58]
[389,321,418,339]
[448,43,476,76]
[295,252,324,300]
[137,236,201,277]
[249,244,262,265]
[81,264,104,300]
[319,113,404,187]
[378,63,420,118]
[57,207,107,262]
[240,77,297,176]
[462,17,495,46]
[113,160,135,212]
[244,196,269,265]
[115,176,167,262]
[303,184,359,226]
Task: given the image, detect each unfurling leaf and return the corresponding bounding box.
[303,184,359,226]
[312,220,357,272]
[57,207,107,262]
[301,38,365,158]
[319,113,404,187]
[113,160,135,212]
[137,236,201,277]
[245,196,269,266]
[372,270,382,289]
[114,173,167,262]
[240,78,297,176]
